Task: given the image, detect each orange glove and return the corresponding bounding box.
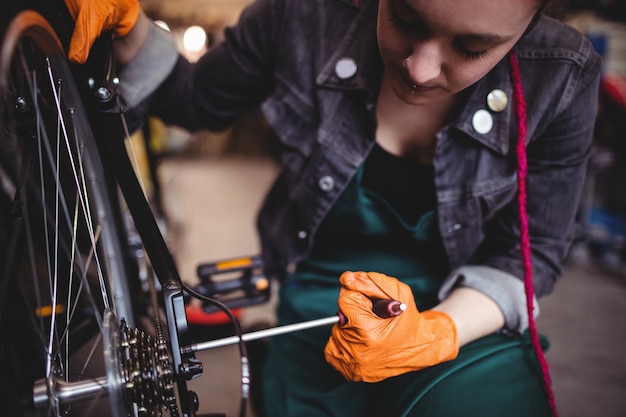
[65,0,141,63]
[324,271,459,382]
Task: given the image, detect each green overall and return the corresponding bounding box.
[262,158,552,417]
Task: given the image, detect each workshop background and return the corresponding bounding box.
[133,1,626,416]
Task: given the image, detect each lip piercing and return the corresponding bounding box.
[411,84,417,94]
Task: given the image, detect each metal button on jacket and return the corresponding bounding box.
[487,89,508,112]
[472,109,493,134]
[335,57,357,79]
[318,175,335,192]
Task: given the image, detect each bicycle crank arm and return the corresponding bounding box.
[184,315,341,353]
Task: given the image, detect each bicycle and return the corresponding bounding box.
[0,1,278,416]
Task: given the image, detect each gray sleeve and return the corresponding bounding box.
[117,22,179,109]
[438,265,539,334]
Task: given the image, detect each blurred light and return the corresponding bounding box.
[183,26,207,53]
[154,20,170,32]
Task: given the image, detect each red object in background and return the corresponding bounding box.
[185,305,242,326]
[602,74,626,110]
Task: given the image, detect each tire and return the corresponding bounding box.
[0,6,135,416]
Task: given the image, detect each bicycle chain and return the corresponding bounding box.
[156,333,179,417]
[118,319,179,417]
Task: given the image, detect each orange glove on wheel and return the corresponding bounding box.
[324,271,459,382]
[65,0,141,63]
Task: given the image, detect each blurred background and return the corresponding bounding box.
[125,1,626,416]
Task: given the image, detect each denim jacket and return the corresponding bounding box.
[121,0,601,332]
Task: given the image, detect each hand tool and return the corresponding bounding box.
[185,299,406,353]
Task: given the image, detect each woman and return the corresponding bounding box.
[66,0,601,415]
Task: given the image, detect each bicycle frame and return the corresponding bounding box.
[82,38,208,416]
[0,3,277,416]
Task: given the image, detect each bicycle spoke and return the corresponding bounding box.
[1,9,137,416]
[46,57,110,313]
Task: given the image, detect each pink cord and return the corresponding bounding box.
[348,3,555,410]
[508,51,559,417]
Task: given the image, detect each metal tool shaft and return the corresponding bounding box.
[186,299,405,353]
[188,315,340,352]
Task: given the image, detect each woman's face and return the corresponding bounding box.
[377,0,538,104]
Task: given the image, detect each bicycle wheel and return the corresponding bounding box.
[0,8,135,417]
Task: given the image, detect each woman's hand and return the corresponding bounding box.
[65,0,141,63]
[324,271,459,382]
